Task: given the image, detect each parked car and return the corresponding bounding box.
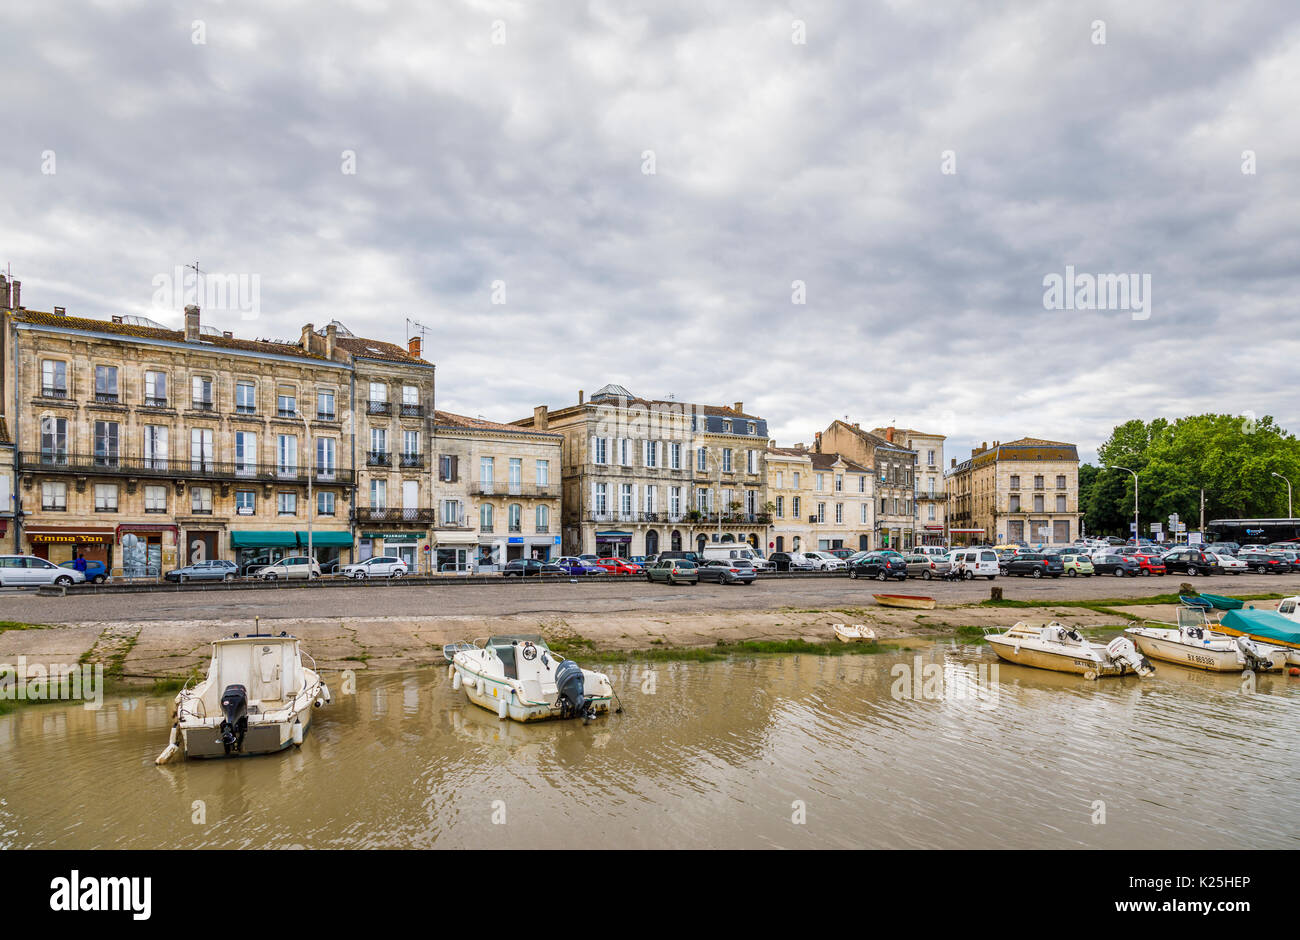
[804,551,846,571]
[502,558,565,577]
[696,559,757,585]
[847,552,908,581]
[0,555,85,587]
[826,548,857,560]
[1001,552,1065,578]
[341,556,408,579]
[593,557,641,575]
[645,558,698,585]
[1204,542,1239,555]
[1208,552,1247,574]
[553,556,604,576]
[1123,553,1168,577]
[165,559,239,583]
[59,559,110,584]
[1062,555,1094,577]
[1161,549,1220,577]
[1093,553,1141,577]
[768,552,816,571]
[652,551,701,566]
[256,556,322,580]
[948,548,1000,580]
[903,553,951,580]
[1238,552,1293,574]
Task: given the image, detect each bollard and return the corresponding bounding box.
[990,586,1003,602]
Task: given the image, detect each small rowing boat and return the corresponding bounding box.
[873,593,936,610]
[833,623,877,643]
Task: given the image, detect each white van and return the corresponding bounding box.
[702,544,772,572]
[947,548,999,580]
[918,546,950,559]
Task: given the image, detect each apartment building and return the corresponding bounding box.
[432,409,562,571]
[873,427,946,545]
[817,421,919,550]
[513,384,771,557]
[944,438,1081,545]
[767,445,874,553]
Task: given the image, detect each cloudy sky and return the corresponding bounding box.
[4,0,1298,463]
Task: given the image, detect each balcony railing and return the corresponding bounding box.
[399,453,424,469]
[354,507,437,525]
[316,410,337,421]
[144,396,169,408]
[367,401,391,416]
[191,400,216,412]
[40,387,68,399]
[94,392,120,403]
[367,451,392,467]
[20,451,354,485]
[470,481,560,498]
[399,403,424,418]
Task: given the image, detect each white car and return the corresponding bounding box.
[804,551,846,571]
[1209,552,1247,574]
[0,555,87,587]
[341,555,408,579]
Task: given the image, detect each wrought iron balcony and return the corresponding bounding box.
[20,451,354,485]
[470,481,560,498]
[367,401,392,416]
[367,451,392,467]
[399,453,424,469]
[354,507,437,525]
[399,403,424,418]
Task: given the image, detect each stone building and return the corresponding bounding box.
[767,445,874,554]
[944,438,1081,546]
[872,427,946,545]
[513,384,771,558]
[431,409,563,571]
[817,420,919,550]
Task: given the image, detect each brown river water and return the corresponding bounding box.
[2,641,1296,849]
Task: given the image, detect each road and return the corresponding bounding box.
[2,571,1293,624]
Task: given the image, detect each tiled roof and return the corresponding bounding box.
[810,452,871,473]
[585,387,764,421]
[767,445,810,457]
[435,410,562,438]
[11,308,325,360]
[1000,437,1075,448]
[334,335,427,365]
[830,420,904,452]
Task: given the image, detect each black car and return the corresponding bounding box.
[847,552,907,581]
[696,559,757,585]
[1238,552,1293,574]
[1161,549,1219,576]
[1093,553,1141,577]
[502,558,565,577]
[1001,552,1064,578]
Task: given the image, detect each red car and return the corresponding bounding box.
[594,557,640,575]
[1125,553,1167,577]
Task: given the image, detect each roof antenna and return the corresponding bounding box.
[185,261,202,307]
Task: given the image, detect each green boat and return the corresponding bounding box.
[1197,594,1244,611]
[1218,608,1300,652]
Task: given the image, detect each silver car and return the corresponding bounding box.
[0,555,87,587]
[255,556,322,581]
[904,552,951,580]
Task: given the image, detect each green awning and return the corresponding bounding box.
[230,530,299,548]
[296,530,353,547]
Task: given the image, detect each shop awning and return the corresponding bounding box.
[230,530,299,548]
[949,528,985,533]
[295,530,353,547]
[433,532,478,545]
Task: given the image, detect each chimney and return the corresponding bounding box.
[0,275,9,309]
[11,279,20,309]
[112,315,123,324]
[951,458,957,469]
[578,389,584,405]
[408,335,422,359]
[734,401,743,413]
[814,431,822,453]
[885,426,895,443]
[325,322,337,359]
[223,330,233,338]
[53,306,66,316]
[533,405,548,430]
[300,323,315,353]
[184,304,201,341]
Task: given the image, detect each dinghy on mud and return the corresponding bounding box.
[450,634,616,723]
[156,631,330,764]
[984,621,1154,679]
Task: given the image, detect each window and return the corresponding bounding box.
[1033,495,1045,513]
[593,437,608,465]
[669,486,682,517]
[145,485,167,512]
[594,483,608,515]
[508,503,522,532]
[369,382,387,402]
[145,370,167,406]
[1034,475,1044,490]
[775,471,784,488]
[93,421,120,466]
[696,488,709,512]
[862,503,870,524]
[927,449,935,466]
[402,385,419,405]
[316,438,336,477]
[94,483,118,512]
[317,491,335,516]
[234,431,256,474]
[747,449,757,473]
[439,454,457,482]
[191,428,214,471]
[776,496,784,518]
[317,389,335,420]
[536,459,549,487]
[816,474,825,492]
[619,483,633,516]
[277,435,298,475]
[42,481,67,510]
[1056,475,1066,489]
[793,472,800,488]
[370,479,387,509]
[645,440,658,468]
[722,448,733,472]
[231,381,254,414]
[535,505,549,531]
[645,485,656,513]
[480,456,494,483]
[1056,495,1067,512]
[1010,474,1020,490]
[192,376,214,409]
[278,492,297,516]
[792,496,801,518]
[697,447,707,472]
[441,500,463,525]
[370,428,387,456]
[94,365,118,401]
[835,474,843,492]
[404,431,420,461]
[619,438,632,466]
[1010,495,1021,512]
[747,422,755,435]
[191,487,212,514]
[508,457,522,491]
[38,417,67,462]
[669,443,681,470]
[835,503,843,524]
[479,503,494,530]
[41,360,67,396]
[277,386,297,418]
[143,425,168,468]
[235,490,255,515]
[859,475,867,493]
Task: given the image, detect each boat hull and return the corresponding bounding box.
[873,594,936,610]
[1126,631,1286,673]
[985,636,1132,676]
[453,661,611,722]
[179,705,314,758]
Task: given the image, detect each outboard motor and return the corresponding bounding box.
[1105,637,1155,677]
[554,659,593,722]
[219,684,249,754]
[1235,635,1273,673]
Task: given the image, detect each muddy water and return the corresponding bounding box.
[2,643,1297,849]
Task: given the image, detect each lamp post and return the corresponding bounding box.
[1111,465,1139,544]
[296,410,313,571]
[1272,472,1293,519]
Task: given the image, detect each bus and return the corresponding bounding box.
[1205,518,1300,546]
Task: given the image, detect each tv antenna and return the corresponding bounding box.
[185,261,202,306]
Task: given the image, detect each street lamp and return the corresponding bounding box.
[1272,471,1293,519]
[1110,466,1139,544]
[295,410,313,570]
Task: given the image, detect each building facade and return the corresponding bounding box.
[817,421,919,550]
[944,438,1082,546]
[874,427,946,545]
[513,385,771,558]
[432,410,563,571]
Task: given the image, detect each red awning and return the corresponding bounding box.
[949,528,985,533]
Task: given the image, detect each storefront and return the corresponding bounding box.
[595,530,632,558]
[922,525,946,546]
[526,535,558,561]
[118,523,178,577]
[295,529,353,569]
[26,526,115,568]
[434,531,476,574]
[230,530,299,572]
[360,531,424,571]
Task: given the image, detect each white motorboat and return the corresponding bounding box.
[1125,608,1288,673]
[156,630,330,763]
[450,634,616,723]
[984,621,1154,679]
